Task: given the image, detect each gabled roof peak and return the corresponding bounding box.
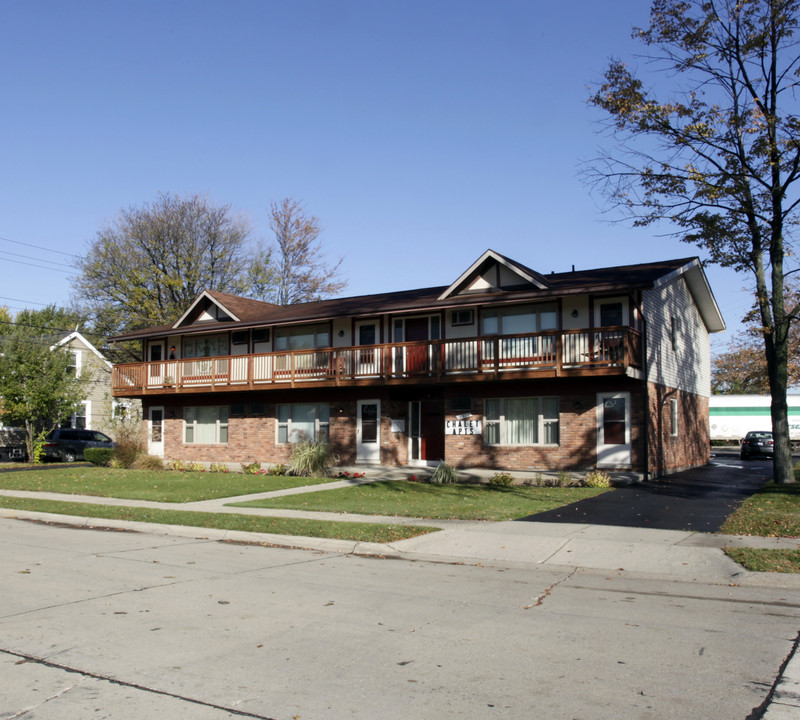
[438,249,549,300]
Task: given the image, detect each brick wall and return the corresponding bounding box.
[646,383,709,477]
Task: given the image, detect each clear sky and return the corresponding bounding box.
[0,0,755,350]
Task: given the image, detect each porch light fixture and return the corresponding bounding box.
[571,309,579,318]
[338,330,345,337]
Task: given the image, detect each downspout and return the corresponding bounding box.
[633,291,650,480]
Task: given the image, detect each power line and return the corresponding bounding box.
[0,295,50,307]
[0,234,82,259]
[0,255,78,275]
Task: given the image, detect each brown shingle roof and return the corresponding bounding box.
[109,256,701,342]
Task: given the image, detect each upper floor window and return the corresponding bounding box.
[451,309,474,327]
[481,303,557,336]
[600,302,624,327]
[66,350,81,377]
[183,334,229,359]
[274,324,330,351]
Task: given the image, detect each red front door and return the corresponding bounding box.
[405,318,429,374]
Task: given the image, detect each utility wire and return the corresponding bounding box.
[0,234,82,259]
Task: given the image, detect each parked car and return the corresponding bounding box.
[42,428,115,462]
[740,431,774,460]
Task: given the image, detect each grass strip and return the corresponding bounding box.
[0,496,438,543]
[720,480,800,538]
[724,548,800,574]
[231,480,609,521]
[0,465,336,503]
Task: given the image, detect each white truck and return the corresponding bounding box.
[709,394,800,449]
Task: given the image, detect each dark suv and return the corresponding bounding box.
[42,428,115,462]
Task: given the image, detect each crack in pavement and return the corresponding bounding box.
[1,648,279,719]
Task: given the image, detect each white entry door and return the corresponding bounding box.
[355,321,379,375]
[596,392,631,468]
[356,399,381,463]
[148,406,165,457]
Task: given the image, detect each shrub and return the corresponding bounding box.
[132,454,164,471]
[583,469,612,488]
[489,471,515,487]
[209,463,230,473]
[267,463,287,476]
[288,441,337,477]
[429,461,460,485]
[85,448,113,466]
[166,459,204,472]
[111,422,147,469]
[241,461,262,475]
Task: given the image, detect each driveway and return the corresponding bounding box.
[517,453,774,532]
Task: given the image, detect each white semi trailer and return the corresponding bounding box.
[709,395,800,449]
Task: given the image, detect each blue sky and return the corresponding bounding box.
[0,1,754,350]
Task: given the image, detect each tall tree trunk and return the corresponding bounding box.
[765,331,794,483]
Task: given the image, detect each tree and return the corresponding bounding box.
[0,306,89,460]
[713,290,800,393]
[72,192,252,338]
[588,0,800,482]
[250,198,346,305]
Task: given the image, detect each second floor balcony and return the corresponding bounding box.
[111,327,643,396]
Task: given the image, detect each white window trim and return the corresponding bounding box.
[276,403,330,444]
[184,406,229,444]
[484,397,559,446]
[670,398,679,437]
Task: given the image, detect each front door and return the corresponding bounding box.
[596,392,631,468]
[356,399,380,463]
[148,406,165,457]
[409,400,445,465]
[355,320,379,375]
[148,341,166,386]
[404,317,431,374]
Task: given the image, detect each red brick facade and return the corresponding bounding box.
[143,377,695,476]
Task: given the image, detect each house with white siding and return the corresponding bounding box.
[109,250,725,478]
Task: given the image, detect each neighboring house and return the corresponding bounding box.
[54,331,140,434]
[109,250,725,478]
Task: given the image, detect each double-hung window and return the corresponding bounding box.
[484,397,559,445]
[277,403,330,443]
[184,406,229,444]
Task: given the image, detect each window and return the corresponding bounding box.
[670,316,679,352]
[184,406,228,444]
[670,398,678,436]
[451,309,474,326]
[232,331,249,346]
[66,350,81,377]
[183,334,229,358]
[274,324,330,351]
[451,397,473,413]
[600,302,624,327]
[484,397,559,445]
[61,402,88,430]
[277,403,330,443]
[481,303,557,336]
[252,328,270,344]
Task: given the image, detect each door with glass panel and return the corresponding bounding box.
[356,399,381,463]
[596,392,631,467]
[355,321,379,376]
[148,406,164,456]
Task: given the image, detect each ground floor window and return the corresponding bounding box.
[277,403,330,443]
[670,398,678,436]
[184,406,228,444]
[484,397,559,445]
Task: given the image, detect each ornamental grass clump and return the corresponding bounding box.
[429,461,460,485]
[583,469,612,488]
[288,441,337,477]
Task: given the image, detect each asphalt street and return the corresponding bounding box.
[2,515,799,720]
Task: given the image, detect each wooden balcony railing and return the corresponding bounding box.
[112,327,642,395]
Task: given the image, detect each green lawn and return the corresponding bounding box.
[230,480,609,521]
[0,495,437,543]
[721,471,800,573]
[0,465,336,503]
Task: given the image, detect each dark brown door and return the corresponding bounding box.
[405,318,429,374]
